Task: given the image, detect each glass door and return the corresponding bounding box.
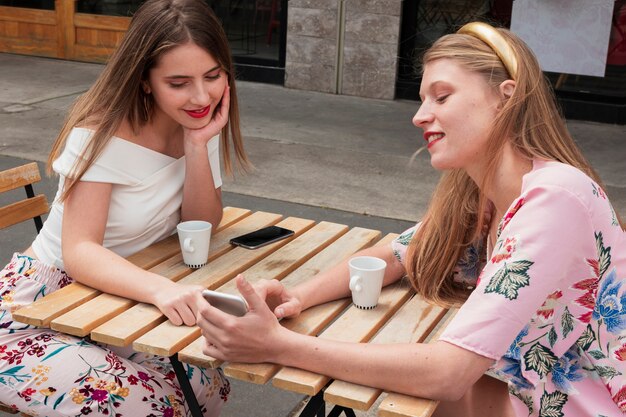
[396,0,625,124]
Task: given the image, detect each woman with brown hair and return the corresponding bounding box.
[198,22,626,416]
[0,0,248,415]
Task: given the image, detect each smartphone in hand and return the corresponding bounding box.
[202,290,248,317]
[230,226,295,249]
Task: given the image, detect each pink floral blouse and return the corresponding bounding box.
[392,160,625,417]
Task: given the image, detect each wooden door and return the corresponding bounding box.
[0,0,129,62]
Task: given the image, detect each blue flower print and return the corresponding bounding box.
[457,239,485,280]
[506,325,530,360]
[593,269,626,334]
[497,325,533,390]
[551,348,584,393]
[499,356,533,390]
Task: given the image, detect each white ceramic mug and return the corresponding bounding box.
[348,256,387,309]
[177,220,212,268]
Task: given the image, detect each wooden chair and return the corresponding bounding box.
[0,162,49,416]
[0,162,49,233]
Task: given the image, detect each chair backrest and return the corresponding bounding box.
[0,162,50,233]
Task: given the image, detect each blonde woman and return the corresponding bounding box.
[198,23,626,417]
[0,0,248,415]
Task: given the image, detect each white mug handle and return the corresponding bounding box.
[183,237,195,253]
[349,275,362,292]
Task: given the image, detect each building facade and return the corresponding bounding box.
[0,0,624,124]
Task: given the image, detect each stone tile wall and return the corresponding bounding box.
[285,0,339,94]
[341,0,402,99]
[285,0,402,100]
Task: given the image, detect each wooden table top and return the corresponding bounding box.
[13,207,451,417]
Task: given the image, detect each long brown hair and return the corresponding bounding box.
[48,0,250,200]
[406,26,623,307]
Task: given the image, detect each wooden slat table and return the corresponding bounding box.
[13,207,450,417]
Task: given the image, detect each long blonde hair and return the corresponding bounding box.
[48,0,250,200]
[406,26,623,307]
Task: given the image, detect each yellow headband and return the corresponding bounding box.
[457,22,518,80]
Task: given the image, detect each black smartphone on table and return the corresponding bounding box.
[229,225,295,249]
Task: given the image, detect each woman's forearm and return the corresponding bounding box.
[181,142,222,226]
[271,327,489,401]
[293,244,406,310]
[63,240,176,305]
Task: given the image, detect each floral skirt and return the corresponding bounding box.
[0,253,230,417]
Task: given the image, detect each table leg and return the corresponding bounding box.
[170,354,204,417]
[328,406,356,417]
[298,391,356,417]
[298,391,326,417]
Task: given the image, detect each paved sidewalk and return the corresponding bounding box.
[1,53,625,222]
[1,52,625,417]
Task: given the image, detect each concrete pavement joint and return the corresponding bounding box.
[2,104,34,113]
[14,88,89,106]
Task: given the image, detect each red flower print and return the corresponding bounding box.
[572,273,599,323]
[500,198,525,232]
[34,333,53,343]
[220,380,231,401]
[17,338,33,349]
[587,258,600,278]
[79,384,94,397]
[579,311,593,323]
[27,344,45,357]
[536,290,563,320]
[91,389,109,403]
[3,349,25,365]
[573,278,599,309]
[164,407,174,417]
[128,375,139,385]
[615,344,626,361]
[138,371,151,382]
[491,236,517,264]
[105,352,124,370]
[613,385,626,412]
[0,345,6,354]
[18,388,37,402]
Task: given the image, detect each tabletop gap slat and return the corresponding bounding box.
[323,296,448,411]
[271,279,413,395]
[48,208,261,338]
[377,311,458,417]
[89,211,283,346]
[11,207,251,328]
[178,226,383,373]
[132,216,316,356]
[11,283,98,327]
[215,232,396,384]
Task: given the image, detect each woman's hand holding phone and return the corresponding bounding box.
[202,289,248,317]
[197,275,288,363]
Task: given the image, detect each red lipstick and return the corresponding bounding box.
[185,106,211,119]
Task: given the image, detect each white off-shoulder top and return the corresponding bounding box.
[32,127,222,270]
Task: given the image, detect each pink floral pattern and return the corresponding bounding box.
[433,160,625,417]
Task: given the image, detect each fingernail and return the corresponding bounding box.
[276,308,284,318]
